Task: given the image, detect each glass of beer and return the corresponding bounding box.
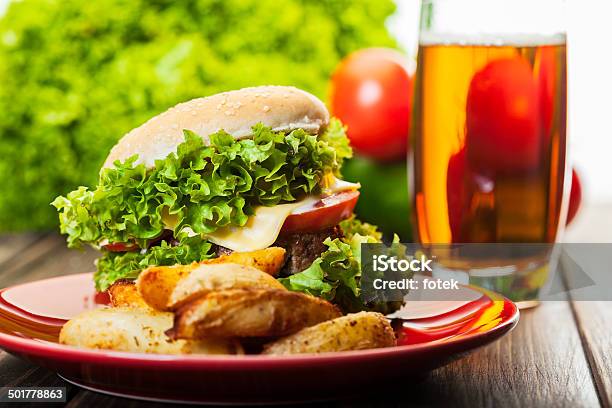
[410,0,568,307]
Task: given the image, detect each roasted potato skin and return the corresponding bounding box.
[262,312,396,355]
[60,307,242,355]
[136,264,196,311]
[172,289,341,339]
[202,247,286,277]
[137,247,286,311]
[167,263,286,311]
[108,279,151,310]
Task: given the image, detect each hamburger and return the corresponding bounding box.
[53,86,388,312]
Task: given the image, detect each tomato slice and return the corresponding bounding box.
[102,242,139,252]
[280,190,360,234]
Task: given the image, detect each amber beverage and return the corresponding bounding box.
[409,13,568,305]
[412,38,567,245]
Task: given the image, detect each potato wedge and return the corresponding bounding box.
[60,307,243,355]
[108,279,151,310]
[167,263,286,311]
[262,312,396,355]
[137,247,286,311]
[202,247,286,277]
[172,289,341,339]
[136,264,197,311]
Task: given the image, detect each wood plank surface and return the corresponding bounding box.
[0,234,45,272]
[0,350,78,407]
[337,301,600,408]
[0,234,97,287]
[0,233,605,407]
[11,240,97,285]
[571,301,612,408]
[65,389,174,408]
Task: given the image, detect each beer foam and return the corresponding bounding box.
[419,32,567,47]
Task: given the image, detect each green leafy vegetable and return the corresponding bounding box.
[320,118,353,166]
[279,230,388,313]
[52,124,349,248]
[339,214,383,242]
[0,0,396,231]
[280,218,408,313]
[94,235,213,292]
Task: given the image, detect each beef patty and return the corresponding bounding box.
[214,226,343,275]
[274,226,343,275]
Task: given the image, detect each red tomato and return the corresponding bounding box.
[466,57,541,175]
[537,46,558,139]
[447,147,468,242]
[103,242,138,252]
[330,48,413,161]
[566,168,582,225]
[281,190,359,234]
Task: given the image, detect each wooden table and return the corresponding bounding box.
[0,233,610,407]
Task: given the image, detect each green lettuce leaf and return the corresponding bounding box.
[94,235,214,291]
[52,123,350,249]
[339,214,383,242]
[279,228,394,313]
[280,216,408,313]
[319,118,352,171]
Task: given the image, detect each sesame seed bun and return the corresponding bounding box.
[102,86,329,169]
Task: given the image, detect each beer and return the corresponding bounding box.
[411,35,568,245]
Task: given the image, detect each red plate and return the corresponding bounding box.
[0,273,518,404]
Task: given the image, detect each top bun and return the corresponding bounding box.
[102,86,329,169]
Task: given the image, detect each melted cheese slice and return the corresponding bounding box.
[322,175,360,195]
[204,200,307,252]
[162,176,360,252]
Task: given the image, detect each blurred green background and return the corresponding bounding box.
[0,0,409,237]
